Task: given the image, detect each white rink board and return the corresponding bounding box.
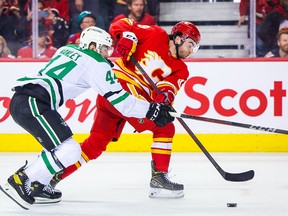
[0,60,287,134]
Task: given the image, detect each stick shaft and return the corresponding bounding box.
[131,56,254,182]
[170,112,288,135]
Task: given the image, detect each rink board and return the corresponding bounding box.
[0,58,287,152]
[0,133,286,152]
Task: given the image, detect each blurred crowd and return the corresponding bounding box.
[238,0,288,58]
[0,0,159,58]
[0,0,287,59]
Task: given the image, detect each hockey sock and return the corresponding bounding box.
[25,150,62,185]
[151,142,172,173]
[26,138,81,184]
[53,137,81,168]
[61,139,103,179]
[61,152,88,179]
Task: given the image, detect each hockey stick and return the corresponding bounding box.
[169,112,288,135]
[131,56,254,182]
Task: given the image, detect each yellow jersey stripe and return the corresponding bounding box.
[115,59,151,88]
[153,137,173,142]
[114,71,142,89]
[81,151,90,163]
[151,149,172,155]
[75,161,81,169]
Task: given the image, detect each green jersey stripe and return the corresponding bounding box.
[29,97,61,145]
[17,77,58,110]
[41,151,56,174]
[110,92,130,105]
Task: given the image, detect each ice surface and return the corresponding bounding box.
[0,152,287,216]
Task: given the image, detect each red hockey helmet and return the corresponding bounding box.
[171,21,201,45]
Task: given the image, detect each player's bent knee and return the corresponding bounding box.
[80,135,111,160]
[154,122,175,137]
[54,137,81,168]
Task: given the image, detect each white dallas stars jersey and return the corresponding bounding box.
[12,44,149,118]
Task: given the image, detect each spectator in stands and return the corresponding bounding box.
[113,0,159,20]
[15,0,47,47]
[69,0,87,33]
[95,0,111,31]
[17,24,57,58]
[0,35,15,58]
[265,27,288,57]
[15,1,69,49]
[43,8,70,48]
[113,0,128,18]
[68,0,106,33]
[67,10,96,45]
[0,0,21,56]
[182,0,233,1]
[259,0,288,55]
[111,0,157,57]
[112,0,157,25]
[8,4,21,21]
[146,0,159,22]
[238,0,280,57]
[23,0,70,23]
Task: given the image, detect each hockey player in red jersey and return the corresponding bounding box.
[46,19,201,200]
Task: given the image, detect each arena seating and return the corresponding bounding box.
[158,1,250,58]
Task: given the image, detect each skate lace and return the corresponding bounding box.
[162,170,179,185]
[43,184,55,194]
[24,178,32,195]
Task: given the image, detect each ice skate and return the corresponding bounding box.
[31,181,62,204]
[50,170,63,189]
[149,160,184,199]
[0,162,35,210]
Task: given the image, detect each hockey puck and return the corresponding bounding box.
[227,203,237,207]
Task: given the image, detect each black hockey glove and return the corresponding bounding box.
[146,102,175,127]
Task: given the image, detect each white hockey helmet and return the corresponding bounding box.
[79,26,113,54]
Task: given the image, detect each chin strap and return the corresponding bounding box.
[169,35,184,59]
[175,44,180,59]
[106,58,114,67]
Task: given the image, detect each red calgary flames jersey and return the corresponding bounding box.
[109,18,189,101]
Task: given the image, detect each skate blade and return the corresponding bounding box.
[34,197,61,204]
[0,183,31,210]
[149,188,184,199]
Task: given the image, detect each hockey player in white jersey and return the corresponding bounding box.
[0,26,175,210]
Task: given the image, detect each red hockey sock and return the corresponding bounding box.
[61,162,80,179]
[151,152,171,173]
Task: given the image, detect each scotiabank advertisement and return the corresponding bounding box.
[175,59,288,134]
[0,59,287,134]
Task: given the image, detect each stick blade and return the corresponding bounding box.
[224,170,255,182]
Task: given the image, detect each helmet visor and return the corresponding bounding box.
[192,43,200,53]
[100,45,114,58]
[188,38,200,53]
